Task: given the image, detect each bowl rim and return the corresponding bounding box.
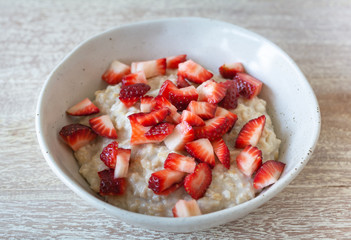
[35,17,321,232]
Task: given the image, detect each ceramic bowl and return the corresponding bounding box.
[36,17,321,232]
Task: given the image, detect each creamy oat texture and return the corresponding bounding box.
[75,70,281,217]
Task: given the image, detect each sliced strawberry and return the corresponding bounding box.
[253,160,285,190]
[166,54,187,69]
[145,122,175,142]
[215,107,238,133]
[186,101,217,120]
[89,115,117,139]
[59,124,97,151]
[212,138,230,169]
[119,83,151,108]
[194,116,229,141]
[219,62,245,79]
[176,75,190,88]
[114,148,131,178]
[102,60,131,85]
[185,138,216,168]
[140,95,156,113]
[234,73,263,99]
[218,80,239,110]
[98,169,126,196]
[197,80,226,104]
[66,98,100,116]
[154,180,184,196]
[121,71,147,86]
[134,107,170,126]
[148,169,186,193]
[100,141,118,168]
[235,115,266,148]
[236,145,262,176]
[180,110,205,127]
[128,113,151,145]
[164,152,196,173]
[184,163,212,200]
[164,121,195,151]
[172,199,202,217]
[178,60,213,84]
[131,58,166,78]
[153,95,181,124]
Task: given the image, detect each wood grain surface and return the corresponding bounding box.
[1,0,350,239]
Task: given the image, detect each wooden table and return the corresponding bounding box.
[1,0,350,238]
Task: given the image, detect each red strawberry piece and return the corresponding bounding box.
[180,110,205,127]
[176,75,191,88]
[215,107,238,133]
[184,163,212,199]
[186,101,217,120]
[236,145,262,176]
[145,122,175,142]
[114,148,131,178]
[164,152,196,173]
[66,98,100,116]
[148,169,186,193]
[131,58,166,78]
[218,80,239,110]
[253,160,285,190]
[128,113,151,145]
[153,95,181,124]
[235,115,266,148]
[166,54,187,69]
[98,169,126,196]
[219,62,245,79]
[185,138,216,168]
[194,116,229,141]
[134,107,170,126]
[172,199,202,217]
[140,95,156,113]
[154,180,185,196]
[102,60,131,85]
[59,123,97,151]
[212,138,230,169]
[197,79,227,104]
[100,141,119,168]
[89,115,118,139]
[234,73,263,99]
[164,121,195,151]
[119,83,151,108]
[178,60,213,84]
[121,71,147,86]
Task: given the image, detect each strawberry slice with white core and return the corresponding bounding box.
[121,71,147,86]
[128,113,151,145]
[131,58,166,78]
[140,96,156,113]
[176,75,190,88]
[172,199,202,217]
[89,115,117,139]
[166,54,187,69]
[164,153,196,173]
[102,60,131,85]
[114,148,131,178]
[197,79,227,104]
[219,62,245,79]
[184,163,212,200]
[212,138,230,169]
[253,160,285,190]
[180,110,205,127]
[66,98,100,116]
[186,101,217,120]
[148,169,186,193]
[119,83,151,108]
[185,138,216,168]
[153,95,181,124]
[178,60,213,84]
[134,107,170,126]
[100,141,118,168]
[145,122,175,142]
[235,115,266,148]
[234,73,263,99]
[154,180,185,196]
[215,107,238,132]
[164,121,195,151]
[236,145,262,176]
[218,80,239,110]
[98,169,126,196]
[194,116,229,141]
[59,123,97,151]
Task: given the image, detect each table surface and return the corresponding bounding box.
[1,0,350,239]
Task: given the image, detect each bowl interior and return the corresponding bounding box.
[36,18,320,232]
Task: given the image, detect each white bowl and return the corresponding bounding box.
[36,17,321,232]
